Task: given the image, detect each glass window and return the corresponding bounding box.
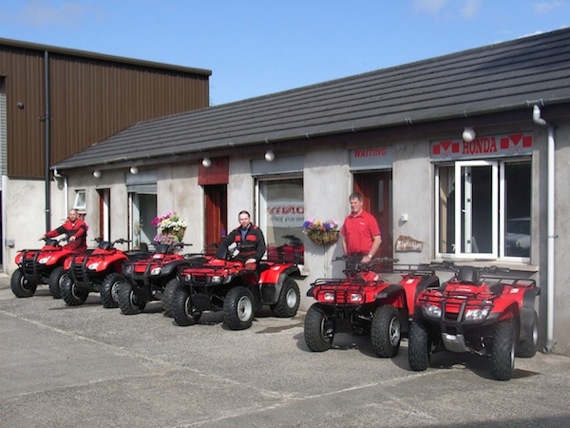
[73,190,86,213]
[436,159,531,260]
[258,178,304,263]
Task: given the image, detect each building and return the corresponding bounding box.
[29,29,570,355]
[0,37,211,269]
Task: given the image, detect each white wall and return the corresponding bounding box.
[553,122,570,355]
[3,178,66,273]
[157,164,203,251]
[392,139,434,265]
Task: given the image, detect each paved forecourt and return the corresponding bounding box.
[1,277,570,428]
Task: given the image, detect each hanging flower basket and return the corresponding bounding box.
[303,218,339,246]
[152,211,187,244]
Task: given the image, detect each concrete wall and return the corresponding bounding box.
[392,139,434,265]
[157,164,203,251]
[3,178,66,273]
[553,122,570,355]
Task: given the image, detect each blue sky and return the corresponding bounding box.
[1,0,568,106]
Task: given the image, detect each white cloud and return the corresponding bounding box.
[16,0,93,27]
[461,0,482,18]
[413,0,481,17]
[532,1,568,14]
[412,0,450,14]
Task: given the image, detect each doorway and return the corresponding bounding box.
[204,184,227,254]
[353,171,393,258]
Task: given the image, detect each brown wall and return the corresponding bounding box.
[0,42,210,178]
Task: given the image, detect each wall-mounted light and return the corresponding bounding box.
[129,166,139,175]
[93,170,101,178]
[202,157,212,168]
[462,127,476,142]
[264,150,275,162]
[16,101,24,109]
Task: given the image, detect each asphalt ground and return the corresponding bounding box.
[1,276,570,428]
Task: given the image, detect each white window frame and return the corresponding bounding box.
[436,159,531,261]
[73,190,86,213]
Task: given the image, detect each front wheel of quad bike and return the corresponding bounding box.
[100,273,124,308]
[270,277,300,318]
[117,281,146,315]
[47,266,65,299]
[172,284,202,326]
[223,286,255,330]
[60,274,89,306]
[304,304,334,352]
[491,318,516,381]
[408,321,430,371]
[10,269,38,298]
[161,278,179,318]
[516,310,539,358]
[370,305,402,358]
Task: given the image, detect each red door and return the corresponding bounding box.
[204,185,227,254]
[354,171,392,258]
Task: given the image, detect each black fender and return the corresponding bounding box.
[519,285,540,341]
[160,259,196,277]
[375,283,410,332]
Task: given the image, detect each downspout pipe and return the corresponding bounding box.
[532,104,555,353]
[44,50,51,231]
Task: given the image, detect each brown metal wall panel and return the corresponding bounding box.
[0,43,209,178]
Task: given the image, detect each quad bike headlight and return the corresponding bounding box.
[38,257,50,264]
[210,275,223,284]
[323,292,335,302]
[88,261,101,270]
[124,265,133,275]
[150,267,162,275]
[464,307,490,322]
[349,293,363,303]
[422,304,442,319]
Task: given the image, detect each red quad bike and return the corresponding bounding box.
[408,264,540,381]
[169,256,303,330]
[117,242,201,316]
[304,257,440,358]
[11,237,81,299]
[60,238,149,308]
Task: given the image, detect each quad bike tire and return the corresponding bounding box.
[60,274,89,306]
[304,304,334,352]
[408,321,430,371]
[223,286,255,330]
[10,269,38,298]
[516,310,539,358]
[491,318,516,381]
[117,281,146,315]
[270,277,300,318]
[47,266,65,299]
[172,283,201,326]
[161,278,178,318]
[100,273,124,308]
[371,305,401,358]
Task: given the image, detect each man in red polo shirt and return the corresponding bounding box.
[341,192,382,264]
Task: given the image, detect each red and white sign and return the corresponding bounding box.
[431,133,532,160]
[267,201,304,228]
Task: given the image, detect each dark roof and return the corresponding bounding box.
[0,37,212,77]
[54,28,570,170]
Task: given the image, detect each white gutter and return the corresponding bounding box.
[532,105,555,353]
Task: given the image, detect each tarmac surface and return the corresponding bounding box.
[1,274,570,428]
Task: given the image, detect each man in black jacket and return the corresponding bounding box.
[216,210,266,268]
